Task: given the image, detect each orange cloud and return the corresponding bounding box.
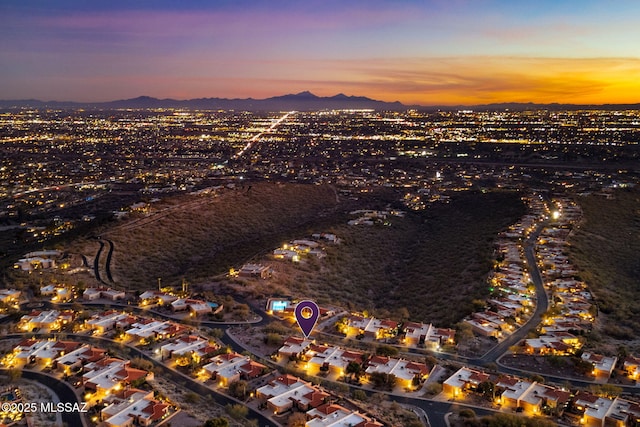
[326,56,640,105]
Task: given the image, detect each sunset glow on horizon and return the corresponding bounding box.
[2,0,640,105]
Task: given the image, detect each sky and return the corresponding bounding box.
[1,0,640,105]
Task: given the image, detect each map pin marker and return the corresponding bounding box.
[294,300,320,338]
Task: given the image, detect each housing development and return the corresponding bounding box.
[0,105,639,427]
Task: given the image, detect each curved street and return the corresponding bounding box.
[29,219,639,427]
[92,238,104,283]
[4,333,279,427]
[0,368,87,427]
[472,221,549,365]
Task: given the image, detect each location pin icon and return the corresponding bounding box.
[294,300,320,338]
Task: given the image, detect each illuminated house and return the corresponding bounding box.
[306,403,382,427]
[0,289,21,304]
[19,310,72,332]
[524,332,580,355]
[86,311,131,334]
[273,248,299,261]
[345,316,398,339]
[304,344,364,377]
[496,378,570,416]
[256,374,329,415]
[169,298,212,315]
[14,339,79,366]
[138,290,178,306]
[14,257,56,271]
[402,322,455,349]
[623,355,640,380]
[125,319,186,342]
[203,352,266,386]
[55,345,107,375]
[581,352,617,378]
[83,358,152,398]
[572,394,640,427]
[278,336,314,359]
[160,335,217,362]
[101,388,169,427]
[238,263,271,279]
[365,356,429,389]
[83,287,125,301]
[40,284,73,302]
[442,367,490,399]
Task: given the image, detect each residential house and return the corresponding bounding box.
[365,356,429,389]
[101,388,169,427]
[238,263,271,279]
[125,319,183,342]
[86,311,131,334]
[278,337,314,359]
[581,352,617,378]
[14,339,78,366]
[0,289,21,304]
[19,310,70,332]
[256,374,329,415]
[160,335,217,363]
[83,358,152,398]
[139,290,178,306]
[345,316,398,339]
[55,345,107,375]
[497,379,570,416]
[203,352,266,386]
[306,403,382,427]
[402,322,455,349]
[83,287,125,301]
[304,345,364,377]
[623,355,640,380]
[442,367,490,399]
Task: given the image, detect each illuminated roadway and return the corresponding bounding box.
[234,111,295,159]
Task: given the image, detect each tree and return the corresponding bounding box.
[529,374,545,384]
[352,389,368,401]
[345,361,362,380]
[376,345,398,357]
[423,382,442,396]
[225,403,248,419]
[184,392,200,404]
[369,372,397,390]
[287,412,307,427]
[477,381,496,401]
[455,322,474,342]
[264,333,282,346]
[573,358,594,375]
[228,380,249,399]
[459,408,476,419]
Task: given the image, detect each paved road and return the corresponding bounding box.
[390,397,497,427]
[104,239,115,283]
[471,221,549,365]
[1,369,87,427]
[5,333,279,427]
[93,238,104,283]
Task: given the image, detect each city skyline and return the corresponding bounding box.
[2,0,640,105]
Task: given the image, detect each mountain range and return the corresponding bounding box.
[1,91,639,112]
[0,91,405,112]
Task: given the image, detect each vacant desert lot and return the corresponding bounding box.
[76,183,525,326]
[568,187,640,345]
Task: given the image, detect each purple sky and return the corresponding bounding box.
[2,0,640,104]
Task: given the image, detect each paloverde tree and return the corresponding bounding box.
[346,360,363,380]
